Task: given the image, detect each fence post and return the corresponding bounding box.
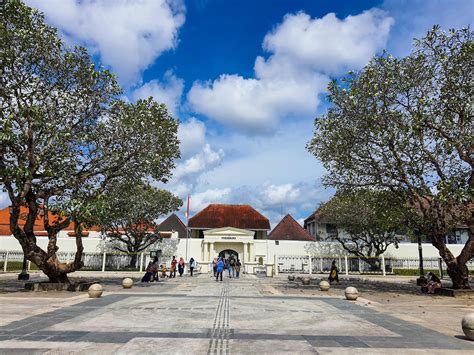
[3,251,8,272]
[102,252,106,272]
[382,255,386,276]
[308,255,312,275]
[319,258,323,273]
[438,257,443,279]
[140,253,144,273]
[344,256,348,276]
[27,260,31,272]
[274,254,279,276]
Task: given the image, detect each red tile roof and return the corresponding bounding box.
[269,214,315,241]
[188,204,270,230]
[0,206,99,236]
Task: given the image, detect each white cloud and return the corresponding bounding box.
[187,9,393,133]
[173,144,224,182]
[132,71,184,115]
[189,188,231,213]
[260,10,394,75]
[261,183,301,206]
[27,0,185,85]
[177,118,206,159]
[382,0,473,56]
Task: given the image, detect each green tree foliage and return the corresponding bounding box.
[91,182,182,267]
[317,190,405,269]
[0,1,180,283]
[308,27,473,288]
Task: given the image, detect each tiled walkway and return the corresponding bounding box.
[0,275,472,354]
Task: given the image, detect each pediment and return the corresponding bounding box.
[204,226,254,237]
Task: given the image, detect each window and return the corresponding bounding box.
[326,224,337,235]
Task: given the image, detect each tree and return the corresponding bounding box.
[0,1,180,283]
[308,27,473,288]
[316,190,404,270]
[91,182,182,267]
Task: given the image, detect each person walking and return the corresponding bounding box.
[328,260,339,284]
[178,257,185,277]
[216,257,224,282]
[189,257,197,276]
[212,257,217,277]
[235,259,242,278]
[170,256,177,278]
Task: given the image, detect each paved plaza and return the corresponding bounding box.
[0,273,473,354]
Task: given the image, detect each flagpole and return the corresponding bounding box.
[185,194,190,261]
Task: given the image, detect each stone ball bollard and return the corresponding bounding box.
[345,286,359,301]
[319,280,330,291]
[461,313,474,340]
[88,283,103,298]
[302,277,311,285]
[122,278,133,289]
[288,275,295,281]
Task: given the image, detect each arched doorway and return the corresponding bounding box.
[219,249,239,260]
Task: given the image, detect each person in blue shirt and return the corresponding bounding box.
[216,257,225,282]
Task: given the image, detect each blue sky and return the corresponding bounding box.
[17,0,473,227]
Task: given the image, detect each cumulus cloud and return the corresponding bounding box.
[132,71,184,115]
[188,188,231,213]
[173,144,224,182]
[261,183,302,206]
[27,0,185,85]
[177,118,207,159]
[187,9,393,133]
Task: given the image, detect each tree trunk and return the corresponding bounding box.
[431,233,471,289]
[129,254,138,268]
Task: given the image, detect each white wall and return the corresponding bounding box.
[0,235,466,261]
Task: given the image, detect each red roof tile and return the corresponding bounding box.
[188,204,270,230]
[269,214,315,241]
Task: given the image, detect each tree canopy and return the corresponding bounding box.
[308,26,473,288]
[0,0,180,282]
[91,182,182,267]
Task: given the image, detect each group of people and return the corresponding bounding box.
[212,255,242,282]
[141,255,197,283]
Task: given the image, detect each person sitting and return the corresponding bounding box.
[141,256,158,283]
[426,272,442,294]
[160,264,167,279]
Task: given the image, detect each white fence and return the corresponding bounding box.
[277,255,474,276]
[0,250,176,273]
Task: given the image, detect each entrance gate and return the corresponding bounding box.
[218,249,239,260]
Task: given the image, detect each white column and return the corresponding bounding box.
[249,243,255,263]
[139,253,144,272]
[3,251,8,272]
[209,242,215,261]
[203,242,209,262]
[320,258,323,272]
[308,256,312,275]
[382,255,386,276]
[345,256,349,276]
[102,252,106,272]
[243,243,247,265]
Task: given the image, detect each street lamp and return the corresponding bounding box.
[416,231,426,286]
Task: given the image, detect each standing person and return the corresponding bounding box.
[178,257,185,277]
[141,256,158,283]
[212,257,217,277]
[235,259,242,278]
[189,257,196,277]
[226,257,232,278]
[216,257,224,282]
[328,260,339,284]
[229,256,236,277]
[170,256,177,278]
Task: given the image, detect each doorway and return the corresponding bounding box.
[219,249,239,260]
